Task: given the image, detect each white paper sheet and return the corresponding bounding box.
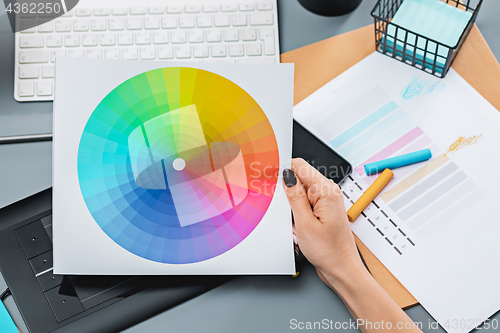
[294,52,500,333]
[53,58,295,275]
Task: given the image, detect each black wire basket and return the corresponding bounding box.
[371,0,483,78]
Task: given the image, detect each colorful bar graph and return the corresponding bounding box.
[328,97,481,235]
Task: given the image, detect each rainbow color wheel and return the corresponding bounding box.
[77,67,279,264]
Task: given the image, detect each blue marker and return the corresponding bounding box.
[364,149,432,175]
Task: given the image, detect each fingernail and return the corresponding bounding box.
[283,169,297,187]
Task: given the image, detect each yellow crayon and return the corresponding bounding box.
[347,168,394,222]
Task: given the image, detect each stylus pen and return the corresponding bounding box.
[0,133,52,145]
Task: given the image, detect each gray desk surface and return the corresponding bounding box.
[1,1,499,332]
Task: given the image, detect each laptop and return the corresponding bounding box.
[0,188,229,333]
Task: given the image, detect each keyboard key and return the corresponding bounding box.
[149,6,164,14]
[19,20,36,33]
[171,31,186,43]
[50,50,65,62]
[104,49,121,59]
[46,35,62,47]
[250,12,273,25]
[64,34,80,47]
[19,11,36,18]
[179,16,195,28]
[55,20,71,32]
[15,221,52,259]
[239,3,255,11]
[188,31,204,43]
[246,43,262,56]
[19,50,48,63]
[144,16,160,29]
[136,32,151,45]
[61,11,73,18]
[214,14,230,27]
[20,35,44,48]
[82,34,98,46]
[91,18,107,31]
[203,4,219,12]
[39,10,55,18]
[211,44,226,57]
[130,7,147,15]
[127,17,142,30]
[193,45,209,58]
[175,45,191,59]
[257,2,273,10]
[229,44,244,57]
[221,4,237,12]
[259,27,275,55]
[197,15,212,28]
[37,80,53,96]
[117,32,133,45]
[158,46,174,59]
[162,16,177,29]
[206,30,221,42]
[29,250,53,275]
[112,8,128,16]
[241,28,257,41]
[86,49,102,59]
[153,31,169,44]
[37,271,63,292]
[122,47,138,60]
[44,286,84,322]
[38,21,53,33]
[185,5,201,13]
[68,49,84,58]
[41,65,55,78]
[224,29,239,42]
[140,47,156,59]
[239,57,275,63]
[167,6,182,14]
[75,8,91,16]
[19,65,39,79]
[18,81,35,96]
[100,33,115,46]
[94,8,110,16]
[109,17,125,30]
[205,58,236,64]
[232,14,247,26]
[73,19,89,32]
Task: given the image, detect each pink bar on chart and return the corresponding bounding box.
[354,127,424,175]
[396,135,433,156]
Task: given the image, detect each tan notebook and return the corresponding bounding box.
[281,24,500,309]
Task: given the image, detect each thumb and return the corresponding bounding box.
[283,169,315,226]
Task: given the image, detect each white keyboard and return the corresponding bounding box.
[14,0,280,102]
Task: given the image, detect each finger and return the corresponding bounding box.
[291,158,330,191]
[283,169,316,227]
[291,158,337,207]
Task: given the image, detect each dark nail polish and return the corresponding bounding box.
[283,169,297,187]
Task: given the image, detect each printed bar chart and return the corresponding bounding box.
[323,87,483,238]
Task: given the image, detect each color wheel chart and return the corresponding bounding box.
[314,86,483,253]
[77,67,279,264]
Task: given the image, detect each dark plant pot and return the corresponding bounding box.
[298,0,363,16]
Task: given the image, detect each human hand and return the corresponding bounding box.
[283,158,367,289]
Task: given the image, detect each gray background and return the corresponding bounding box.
[1,0,499,332]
